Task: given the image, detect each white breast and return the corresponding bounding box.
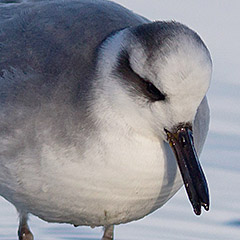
[0,88,208,228]
[0,100,183,228]
[31,130,182,226]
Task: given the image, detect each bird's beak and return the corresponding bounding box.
[165,124,209,215]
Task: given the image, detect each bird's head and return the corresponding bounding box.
[96,21,212,215]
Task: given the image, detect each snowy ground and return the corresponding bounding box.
[0,0,240,239]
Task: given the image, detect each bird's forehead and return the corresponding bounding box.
[128,33,212,96]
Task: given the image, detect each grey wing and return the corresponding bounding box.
[193,96,210,155]
[0,0,147,103]
[0,0,148,166]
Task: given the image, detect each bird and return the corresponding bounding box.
[0,0,212,239]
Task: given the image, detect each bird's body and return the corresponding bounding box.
[0,0,211,239]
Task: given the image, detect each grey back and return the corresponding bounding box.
[0,0,146,106]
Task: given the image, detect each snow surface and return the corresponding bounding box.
[0,0,240,239]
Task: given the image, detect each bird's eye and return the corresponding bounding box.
[116,50,166,102]
[145,81,166,101]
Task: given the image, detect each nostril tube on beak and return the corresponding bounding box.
[164,123,209,215]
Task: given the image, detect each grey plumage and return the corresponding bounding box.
[0,0,145,103]
[0,0,146,168]
[0,0,211,239]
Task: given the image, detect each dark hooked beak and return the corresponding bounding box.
[165,124,209,215]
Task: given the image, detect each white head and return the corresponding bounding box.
[95,21,212,214]
[95,21,212,140]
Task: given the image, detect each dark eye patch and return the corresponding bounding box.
[114,50,166,102]
[145,81,165,101]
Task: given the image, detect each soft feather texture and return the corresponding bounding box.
[0,0,211,227]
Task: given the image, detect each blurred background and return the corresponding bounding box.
[0,0,240,239]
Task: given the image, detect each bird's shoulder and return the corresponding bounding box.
[0,0,147,104]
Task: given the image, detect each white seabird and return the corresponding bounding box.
[0,0,212,239]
